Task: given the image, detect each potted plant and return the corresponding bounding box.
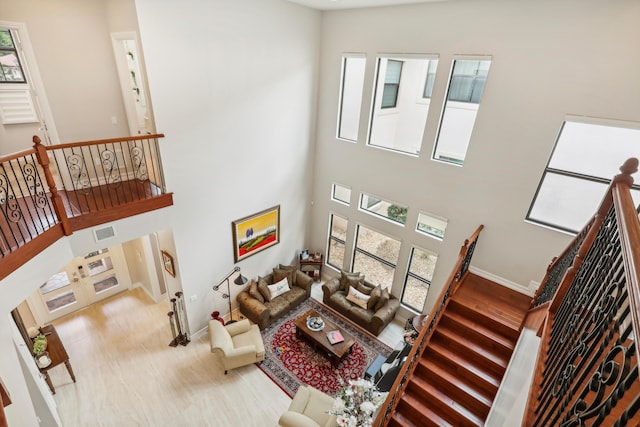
[32,334,51,368]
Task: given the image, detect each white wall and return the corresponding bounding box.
[135,0,321,334]
[310,0,640,314]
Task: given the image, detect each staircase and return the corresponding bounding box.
[389,274,530,427]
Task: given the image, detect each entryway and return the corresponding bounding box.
[28,245,131,324]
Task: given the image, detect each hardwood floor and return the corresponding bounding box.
[49,287,291,427]
[48,283,404,426]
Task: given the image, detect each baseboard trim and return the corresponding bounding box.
[469,266,536,297]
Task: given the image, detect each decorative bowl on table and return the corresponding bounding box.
[306,316,325,331]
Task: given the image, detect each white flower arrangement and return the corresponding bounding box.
[330,378,388,427]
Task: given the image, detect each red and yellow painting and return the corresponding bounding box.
[232,205,280,262]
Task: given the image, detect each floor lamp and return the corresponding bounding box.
[212,266,248,324]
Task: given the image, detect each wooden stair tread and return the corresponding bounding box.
[447,298,521,340]
[405,377,485,426]
[396,389,458,427]
[418,358,493,413]
[441,309,516,354]
[433,326,510,374]
[427,337,502,393]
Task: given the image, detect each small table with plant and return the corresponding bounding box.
[32,325,76,394]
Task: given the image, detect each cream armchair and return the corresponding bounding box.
[278,385,338,427]
[208,319,265,374]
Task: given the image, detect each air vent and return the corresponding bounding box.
[93,225,115,242]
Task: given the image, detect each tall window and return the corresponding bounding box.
[337,54,366,142]
[368,55,438,156]
[327,214,348,270]
[0,28,26,82]
[401,247,438,312]
[433,57,491,165]
[352,225,400,290]
[527,118,640,233]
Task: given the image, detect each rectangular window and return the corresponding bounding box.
[331,183,351,205]
[433,57,491,165]
[401,247,438,312]
[0,29,26,83]
[327,214,348,270]
[359,193,407,225]
[352,225,401,290]
[337,54,366,142]
[381,60,402,109]
[416,212,448,240]
[368,55,438,156]
[527,118,640,233]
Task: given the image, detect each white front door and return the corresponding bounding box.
[29,245,131,323]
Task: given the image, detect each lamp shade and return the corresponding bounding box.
[234,274,248,286]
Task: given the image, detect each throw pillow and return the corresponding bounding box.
[257,276,271,302]
[273,268,294,288]
[374,288,390,312]
[367,285,382,310]
[357,282,374,295]
[340,271,363,293]
[248,280,264,304]
[268,277,290,299]
[346,285,370,310]
[278,264,298,286]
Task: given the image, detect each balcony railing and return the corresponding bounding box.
[0,134,172,280]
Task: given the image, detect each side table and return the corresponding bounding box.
[299,253,323,281]
[35,325,76,394]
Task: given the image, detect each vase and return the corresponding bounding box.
[36,351,52,368]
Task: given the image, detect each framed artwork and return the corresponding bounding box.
[161,250,175,277]
[232,205,280,262]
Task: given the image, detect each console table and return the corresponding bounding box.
[36,325,76,394]
[300,253,323,281]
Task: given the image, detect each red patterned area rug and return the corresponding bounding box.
[258,298,393,398]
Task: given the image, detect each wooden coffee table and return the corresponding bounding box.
[294,309,356,366]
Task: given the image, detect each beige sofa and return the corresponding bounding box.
[238,265,313,330]
[322,274,400,336]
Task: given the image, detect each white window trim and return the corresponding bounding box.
[336,52,367,143]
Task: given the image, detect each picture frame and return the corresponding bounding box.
[301,249,309,260]
[232,205,280,262]
[161,250,175,277]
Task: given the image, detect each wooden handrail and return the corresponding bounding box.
[47,133,165,151]
[0,147,37,163]
[373,225,484,427]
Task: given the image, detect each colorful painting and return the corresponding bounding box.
[232,205,280,262]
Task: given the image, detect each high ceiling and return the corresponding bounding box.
[285,0,447,11]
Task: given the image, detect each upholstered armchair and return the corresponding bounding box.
[278,385,338,427]
[208,319,265,374]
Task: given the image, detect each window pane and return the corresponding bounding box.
[401,247,438,312]
[330,214,348,241]
[368,56,438,156]
[416,212,448,240]
[44,290,76,312]
[360,193,407,225]
[548,121,640,181]
[528,172,608,233]
[433,58,491,165]
[354,225,400,266]
[337,55,366,141]
[0,29,26,83]
[93,274,119,293]
[40,272,71,295]
[332,183,351,205]
[87,256,114,277]
[353,252,395,290]
[327,214,348,270]
[328,240,345,270]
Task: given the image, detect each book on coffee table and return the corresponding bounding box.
[326,330,344,345]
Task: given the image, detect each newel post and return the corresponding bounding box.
[33,135,72,236]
